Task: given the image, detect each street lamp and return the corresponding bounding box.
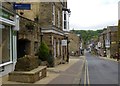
[77,34,82,56]
[40,28,43,44]
[40,33,43,44]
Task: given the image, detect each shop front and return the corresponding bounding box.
[0,6,19,77]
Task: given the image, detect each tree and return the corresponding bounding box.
[70,29,103,44]
[38,42,54,67]
[38,42,50,61]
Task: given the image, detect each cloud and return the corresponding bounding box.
[68,0,119,30]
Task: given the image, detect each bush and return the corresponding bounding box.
[47,55,54,67]
[38,42,54,67]
[38,42,50,61]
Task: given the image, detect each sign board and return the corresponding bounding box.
[13,3,31,10]
[97,42,101,48]
[111,41,116,44]
[105,39,110,48]
[62,40,67,46]
[0,8,14,21]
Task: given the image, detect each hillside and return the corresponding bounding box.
[70,29,103,44]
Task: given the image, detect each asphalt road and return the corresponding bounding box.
[80,52,119,85]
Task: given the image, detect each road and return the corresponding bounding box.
[80,52,119,85]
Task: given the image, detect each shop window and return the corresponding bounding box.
[0,24,10,64]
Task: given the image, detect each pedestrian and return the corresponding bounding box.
[115,52,119,61]
[104,50,106,57]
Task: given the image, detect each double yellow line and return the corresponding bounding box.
[84,60,90,86]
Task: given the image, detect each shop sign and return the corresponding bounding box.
[111,41,116,44]
[0,9,14,21]
[62,40,67,46]
[105,40,110,48]
[13,3,31,10]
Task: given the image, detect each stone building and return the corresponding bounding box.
[108,26,118,58]
[37,2,70,65]
[15,3,41,70]
[98,29,106,56]
[98,26,118,58]
[0,2,20,77]
[118,20,120,55]
[16,1,70,66]
[68,32,81,56]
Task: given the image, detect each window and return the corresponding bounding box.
[64,13,66,20]
[64,21,67,29]
[63,11,67,30]
[52,4,55,25]
[58,10,60,28]
[57,40,60,56]
[0,24,11,64]
[54,39,56,58]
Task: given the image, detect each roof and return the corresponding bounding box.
[107,26,118,32]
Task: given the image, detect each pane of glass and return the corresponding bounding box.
[64,21,66,29]
[64,13,66,20]
[1,24,10,64]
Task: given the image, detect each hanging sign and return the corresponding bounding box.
[62,40,67,46]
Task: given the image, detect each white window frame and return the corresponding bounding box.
[0,25,13,67]
[52,4,55,25]
[63,11,69,31]
[58,10,60,28]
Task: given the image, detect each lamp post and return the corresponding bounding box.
[39,27,43,44]
[40,33,43,44]
[66,36,70,63]
[77,34,81,56]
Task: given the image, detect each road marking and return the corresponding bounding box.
[86,60,90,86]
[84,59,90,86]
[84,60,86,86]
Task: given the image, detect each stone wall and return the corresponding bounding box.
[42,32,67,66]
[118,20,120,54]
[16,16,41,71]
[18,16,41,57]
[39,2,63,30]
[110,31,118,56]
[2,2,15,12]
[17,3,40,21]
[68,32,80,56]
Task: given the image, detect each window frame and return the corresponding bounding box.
[0,24,13,67]
[52,4,55,25]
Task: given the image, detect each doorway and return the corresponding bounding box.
[17,39,30,58]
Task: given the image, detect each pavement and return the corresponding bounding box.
[1,56,85,85]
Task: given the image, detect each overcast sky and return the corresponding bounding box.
[68,0,119,30]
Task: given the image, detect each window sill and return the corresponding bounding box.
[0,61,13,67]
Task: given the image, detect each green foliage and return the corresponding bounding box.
[38,42,50,61]
[71,29,103,44]
[47,55,54,67]
[38,42,54,67]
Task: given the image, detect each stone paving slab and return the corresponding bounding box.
[47,57,85,84]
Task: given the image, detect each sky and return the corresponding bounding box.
[68,0,119,30]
